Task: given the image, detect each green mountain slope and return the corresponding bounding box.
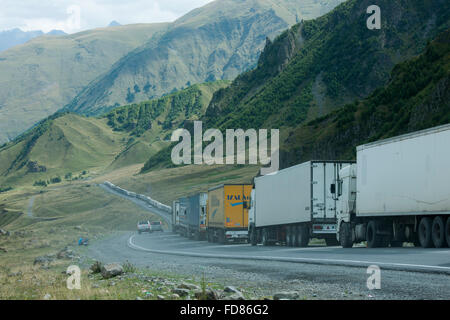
[0,23,169,144]
[65,0,345,116]
[203,0,450,131]
[0,82,228,186]
[281,29,450,167]
[142,0,450,172]
[0,113,127,187]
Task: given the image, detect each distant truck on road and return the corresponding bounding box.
[172,193,208,240]
[207,184,252,243]
[335,124,450,248]
[248,161,354,246]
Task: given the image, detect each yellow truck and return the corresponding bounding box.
[207,184,252,243]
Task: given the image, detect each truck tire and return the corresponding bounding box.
[446,217,450,248]
[339,222,353,248]
[286,226,294,247]
[367,221,382,248]
[419,217,433,248]
[262,228,270,246]
[432,216,447,248]
[298,224,309,247]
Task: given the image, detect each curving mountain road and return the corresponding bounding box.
[91,183,450,299]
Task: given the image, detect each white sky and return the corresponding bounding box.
[0,0,215,33]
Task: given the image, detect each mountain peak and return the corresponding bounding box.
[47,30,67,36]
[108,21,121,27]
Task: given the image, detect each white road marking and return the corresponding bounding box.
[202,244,251,250]
[128,235,450,273]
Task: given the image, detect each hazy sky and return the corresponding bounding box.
[0,0,215,33]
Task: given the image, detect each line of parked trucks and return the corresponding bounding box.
[104,181,172,213]
[170,124,450,248]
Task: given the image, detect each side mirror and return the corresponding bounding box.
[243,201,248,209]
[330,183,336,194]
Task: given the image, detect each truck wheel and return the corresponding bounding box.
[446,217,450,248]
[432,216,447,248]
[286,226,293,247]
[339,222,353,248]
[418,217,434,248]
[262,228,270,246]
[298,224,309,247]
[367,221,382,248]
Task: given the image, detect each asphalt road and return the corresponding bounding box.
[128,232,450,274]
[88,232,450,299]
[99,182,450,274]
[90,183,450,299]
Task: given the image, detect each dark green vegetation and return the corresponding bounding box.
[204,0,450,131]
[0,186,12,193]
[0,0,344,144]
[144,0,450,171]
[105,81,229,136]
[281,29,450,167]
[0,82,228,186]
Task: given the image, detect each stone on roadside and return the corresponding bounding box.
[273,291,299,300]
[224,286,243,295]
[34,255,55,265]
[223,292,245,300]
[43,293,52,300]
[90,261,103,274]
[194,288,219,300]
[179,282,200,290]
[172,288,190,297]
[101,263,123,279]
[57,247,75,259]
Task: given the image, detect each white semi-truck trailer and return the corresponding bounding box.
[248,161,354,246]
[336,124,450,248]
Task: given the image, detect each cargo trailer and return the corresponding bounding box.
[248,161,354,246]
[336,124,450,248]
[185,193,208,240]
[207,184,252,243]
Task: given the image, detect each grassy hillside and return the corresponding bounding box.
[0,113,128,187]
[142,0,450,172]
[104,81,230,169]
[0,23,169,144]
[0,82,228,186]
[65,0,345,116]
[203,0,450,131]
[281,28,450,167]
